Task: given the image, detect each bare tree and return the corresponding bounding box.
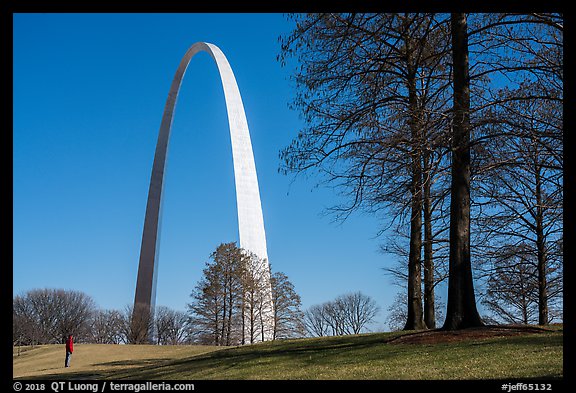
[154,306,190,345]
[56,289,97,341]
[442,13,484,330]
[188,261,227,345]
[387,291,445,331]
[339,292,380,334]
[125,303,154,344]
[323,299,348,336]
[280,12,563,332]
[240,251,273,344]
[270,271,305,339]
[473,84,562,326]
[381,189,451,330]
[304,304,330,337]
[13,296,38,347]
[13,289,96,344]
[466,13,563,326]
[215,243,245,345]
[90,309,125,344]
[441,13,563,330]
[279,13,453,331]
[386,292,409,332]
[187,242,281,346]
[305,292,380,337]
[481,247,539,325]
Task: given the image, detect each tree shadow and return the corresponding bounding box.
[16,372,105,380]
[93,358,172,367]
[14,329,562,380]
[100,334,409,379]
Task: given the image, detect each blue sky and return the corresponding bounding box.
[13,13,406,330]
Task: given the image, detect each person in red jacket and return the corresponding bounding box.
[65,334,74,367]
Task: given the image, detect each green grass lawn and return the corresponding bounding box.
[13,327,563,380]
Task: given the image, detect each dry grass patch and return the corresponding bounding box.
[14,326,562,380]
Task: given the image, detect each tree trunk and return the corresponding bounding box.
[220,287,227,346]
[519,270,529,325]
[443,13,484,331]
[403,39,427,330]
[226,280,234,346]
[241,295,246,345]
[423,149,436,329]
[404,162,426,330]
[534,163,549,325]
[213,303,220,346]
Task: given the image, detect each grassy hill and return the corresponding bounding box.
[13,326,563,380]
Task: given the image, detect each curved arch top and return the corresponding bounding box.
[133,42,274,341]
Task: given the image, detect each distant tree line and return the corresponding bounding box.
[12,288,193,346]
[278,13,563,330]
[13,243,306,347]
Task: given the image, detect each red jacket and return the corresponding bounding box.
[66,336,74,353]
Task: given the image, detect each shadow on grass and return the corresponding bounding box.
[94,333,419,379]
[20,334,399,380]
[16,330,563,380]
[130,331,562,380]
[93,358,172,367]
[17,372,105,380]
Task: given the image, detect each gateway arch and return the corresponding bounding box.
[133,42,274,342]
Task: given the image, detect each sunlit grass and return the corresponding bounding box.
[14,328,562,380]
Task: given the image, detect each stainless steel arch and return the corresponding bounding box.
[133,42,274,341]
